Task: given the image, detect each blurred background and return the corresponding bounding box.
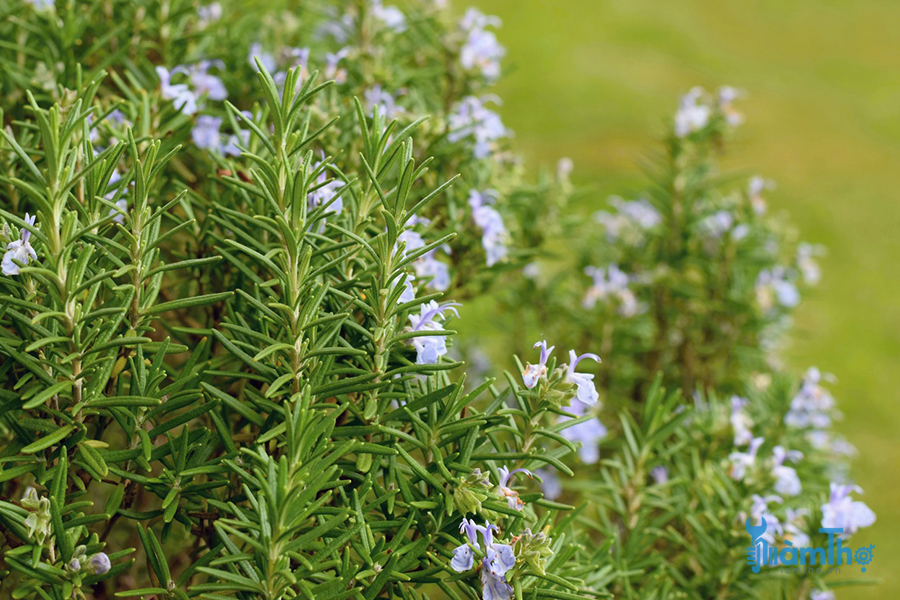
[468,0,899,596]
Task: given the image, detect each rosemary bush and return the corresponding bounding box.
[0,1,874,600]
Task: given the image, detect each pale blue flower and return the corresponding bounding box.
[197,2,222,27]
[371,0,406,32]
[221,129,250,157]
[451,518,481,572]
[674,87,710,137]
[192,115,223,150]
[397,272,416,305]
[448,96,507,159]
[521,340,553,389]
[785,367,836,429]
[535,468,561,500]
[749,494,783,544]
[89,552,111,575]
[558,397,606,463]
[396,225,450,291]
[821,483,875,536]
[307,162,344,215]
[469,190,508,266]
[756,267,799,309]
[365,85,405,120]
[2,213,37,276]
[784,508,811,547]
[248,42,277,73]
[25,0,54,9]
[771,446,803,497]
[583,264,640,317]
[459,10,505,80]
[415,256,450,291]
[718,86,743,127]
[565,350,601,406]
[325,48,351,83]
[651,466,669,484]
[156,66,198,115]
[730,395,753,447]
[810,591,835,600]
[797,242,822,285]
[176,60,227,101]
[479,522,516,600]
[748,175,772,215]
[408,301,460,364]
[699,209,734,239]
[497,466,532,511]
[729,436,764,481]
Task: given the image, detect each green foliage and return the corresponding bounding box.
[0,1,871,600]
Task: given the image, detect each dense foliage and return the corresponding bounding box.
[0,1,875,599]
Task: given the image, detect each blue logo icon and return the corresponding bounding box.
[745,518,873,574]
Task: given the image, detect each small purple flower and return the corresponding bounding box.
[674,87,711,137]
[749,494,783,544]
[325,48,351,83]
[177,60,228,101]
[521,340,553,389]
[396,223,450,292]
[558,397,607,463]
[747,176,772,215]
[468,190,508,266]
[756,267,800,309]
[307,162,344,216]
[821,483,875,536]
[784,508,811,547]
[365,85,405,120]
[248,42,277,73]
[497,466,532,511]
[2,213,37,276]
[797,242,822,285]
[459,9,505,80]
[397,272,416,305]
[192,115,223,150]
[771,446,803,496]
[156,66,198,115]
[785,367,836,429]
[197,2,222,27]
[730,395,753,447]
[89,552,111,575]
[408,301,460,364]
[651,466,669,485]
[810,590,835,600]
[699,209,735,239]
[718,86,743,126]
[729,436,764,481]
[371,0,406,32]
[535,468,561,500]
[566,350,601,406]
[447,96,507,159]
[451,518,481,572]
[583,264,640,317]
[451,520,516,600]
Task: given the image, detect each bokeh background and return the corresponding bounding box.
[466,0,899,596]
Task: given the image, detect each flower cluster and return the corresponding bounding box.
[458,8,505,80]
[469,190,509,266]
[451,519,518,600]
[448,96,508,159]
[408,300,460,364]
[582,264,641,316]
[1,213,37,276]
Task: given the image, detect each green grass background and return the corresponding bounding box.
[468,0,899,596]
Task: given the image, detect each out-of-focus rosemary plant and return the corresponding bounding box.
[0,1,874,600]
